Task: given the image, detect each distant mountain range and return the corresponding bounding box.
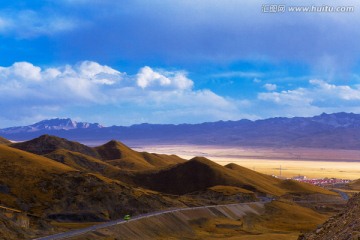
[1,118,103,133]
[2,112,360,149]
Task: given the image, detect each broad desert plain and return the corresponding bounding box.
[133,145,360,179]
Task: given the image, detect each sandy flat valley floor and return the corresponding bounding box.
[132,145,360,180]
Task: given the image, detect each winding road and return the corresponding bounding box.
[33,191,349,240]
[331,189,350,201]
[33,201,268,240]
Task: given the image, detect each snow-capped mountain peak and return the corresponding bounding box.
[0,118,103,134]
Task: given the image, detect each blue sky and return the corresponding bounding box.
[1,0,360,127]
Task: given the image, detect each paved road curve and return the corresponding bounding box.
[34,201,267,240]
[331,189,350,201]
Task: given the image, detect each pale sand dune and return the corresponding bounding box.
[132,145,360,179]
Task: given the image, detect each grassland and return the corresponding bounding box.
[0,135,350,239]
[135,145,360,179]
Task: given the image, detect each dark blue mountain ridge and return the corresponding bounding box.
[1,112,360,149]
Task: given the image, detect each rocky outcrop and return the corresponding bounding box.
[299,193,360,240]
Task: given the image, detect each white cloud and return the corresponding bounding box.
[136,66,193,90]
[263,83,277,91]
[0,62,42,82]
[309,79,360,101]
[0,61,123,102]
[76,61,123,85]
[258,79,360,112]
[258,88,311,106]
[137,66,171,89]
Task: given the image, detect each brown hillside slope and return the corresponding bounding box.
[0,145,184,220]
[95,140,185,170]
[225,163,335,196]
[0,136,11,144]
[225,163,284,194]
[348,178,360,190]
[135,157,336,196]
[241,200,328,240]
[44,149,136,185]
[277,179,336,196]
[44,149,122,177]
[11,135,99,158]
[300,193,360,240]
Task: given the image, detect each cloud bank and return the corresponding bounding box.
[258,79,360,117]
[0,61,241,126]
[1,61,360,127]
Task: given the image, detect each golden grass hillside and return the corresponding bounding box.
[11,135,100,158]
[277,179,337,196]
[134,157,335,197]
[225,163,284,195]
[44,149,122,177]
[0,145,185,220]
[95,140,185,171]
[253,200,328,232]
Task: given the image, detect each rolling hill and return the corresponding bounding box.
[7,136,336,198]
[95,140,185,171]
[11,135,100,158]
[134,157,336,197]
[44,149,122,177]
[11,136,185,172]
[0,135,346,240]
[0,144,184,221]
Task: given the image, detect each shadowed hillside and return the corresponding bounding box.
[95,140,185,171]
[11,135,100,158]
[44,149,122,178]
[134,157,335,197]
